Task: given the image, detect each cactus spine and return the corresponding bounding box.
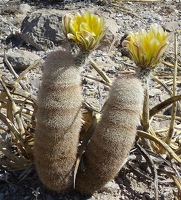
[34,50,82,193]
[76,75,144,194]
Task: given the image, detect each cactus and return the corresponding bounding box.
[34,50,82,193]
[76,74,144,195]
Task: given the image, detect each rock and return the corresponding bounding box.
[160,93,170,103]
[105,18,118,38]
[100,180,120,193]
[20,9,68,50]
[19,4,31,15]
[163,21,180,32]
[153,15,163,21]
[158,120,170,129]
[0,15,19,37]
[98,18,118,51]
[6,49,41,71]
[149,88,162,97]
[106,66,116,74]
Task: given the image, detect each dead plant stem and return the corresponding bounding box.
[137,130,181,164]
[3,50,28,91]
[165,33,178,145]
[142,81,150,132]
[89,58,112,85]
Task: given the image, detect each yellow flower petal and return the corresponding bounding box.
[80,23,95,37]
[62,12,107,51]
[123,23,170,69]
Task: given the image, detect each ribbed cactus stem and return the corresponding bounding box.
[76,74,144,195]
[34,50,82,193]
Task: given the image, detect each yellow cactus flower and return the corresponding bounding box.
[62,12,107,51]
[122,24,171,69]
